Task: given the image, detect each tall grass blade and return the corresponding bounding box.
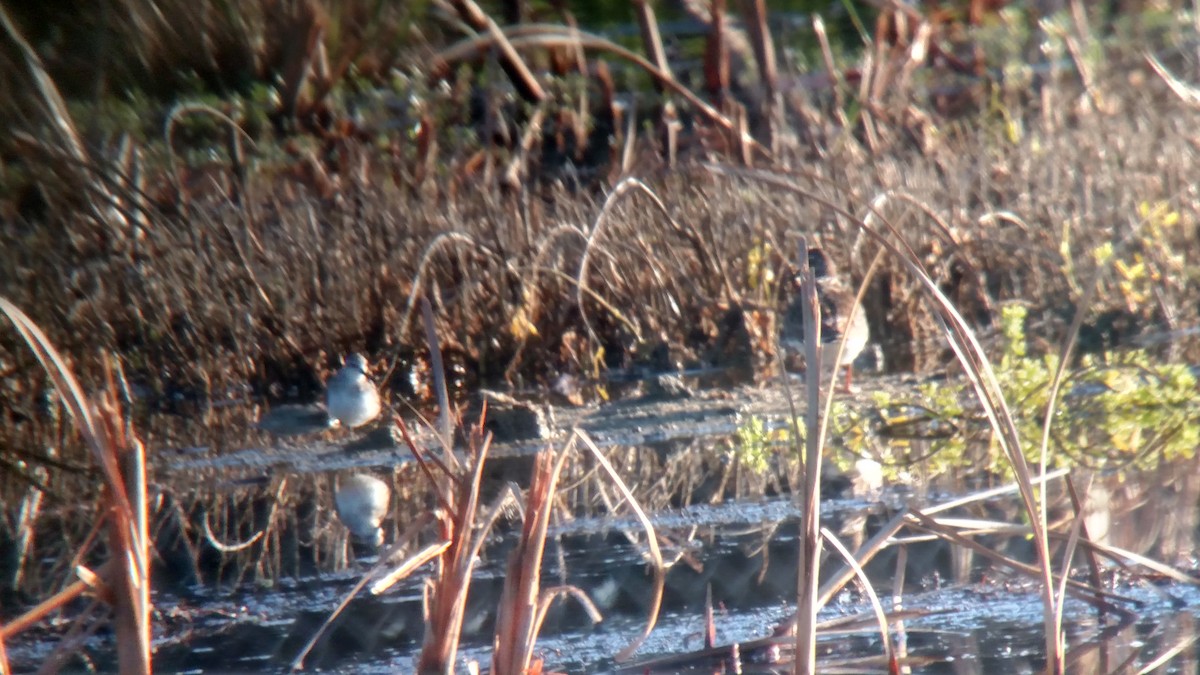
[0,298,151,674]
[290,541,449,671]
[446,0,546,103]
[0,5,86,165]
[434,26,768,160]
[704,166,1064,671]
[632,0,673,87]
[820,528,895,670]
[491,447,571,674]
[794,237,821,675]
[575,429,664,661]
[421,296,456,458]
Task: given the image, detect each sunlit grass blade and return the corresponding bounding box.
[0,298,151,674]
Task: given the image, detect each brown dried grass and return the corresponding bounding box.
[2,6,1200,635]
[0,298,151,674]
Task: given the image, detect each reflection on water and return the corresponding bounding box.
[12,471,1200,673]
[6,376,1200,673]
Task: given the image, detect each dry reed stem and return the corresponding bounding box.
[856,52,880,153]
[0,5,141,245]
[275,0,326,119]
[739,0,777,146]
[491,446,572,674]
[1038,254,1105,636]
[305,22,357,116]
[201,506,266,552]
[819,528,895,670]
[867,13,891,104]
[702,0,729,104]
[703,584,715,649]
[164,102,256,208]
[619,104,637,176]
[503,106,547,189]
[112,135,150,238]
[823,249,883,395]
[414,300,492,672]
[562,11,590,154]
[6,132,149,237]
[892,543,907,608]
[434,26,769,161]
[706,165,1064,671]
[890,515,1166,595]
[0,560,116,642]
[1066,537,1199,587]
[903,511,1135,613]
[446,0,547,103]
[794,236,823,675]
[921,468,1071,517]
[112,422,151,675]
[36,597,109,675]
[575,430,664,662]
[395,418,458,515]
[1062,477,1108,615]
[12,474,46,589]
[812,16,850,132]
[0,5,86,167]
[289,540,450,671]
[895,19,932,96]
[632,0,673,91]
[815,509,909,613]
[1146,52,1200,108]
[577,177,732,346]
[1053,495,1088,639]
[417,433,491,674]
[370,540,452,595]
[421,296,457,458]
[1134,633,1199,674]
[0,298,151,674]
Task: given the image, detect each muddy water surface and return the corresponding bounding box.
[8,374,1200,673]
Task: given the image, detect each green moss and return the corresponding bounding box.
[731,400,869,476]
[872,304,1200,480]
[732,414,774,474]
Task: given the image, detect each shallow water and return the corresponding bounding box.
[7,374,1200,673]
[13,481,1200,673]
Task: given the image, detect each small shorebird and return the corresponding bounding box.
[781,247,870,390]
[326,353,382,429]
[334,473,390,547]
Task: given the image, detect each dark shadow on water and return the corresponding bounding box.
[15,479,1199,673]
[7,375,1200,673]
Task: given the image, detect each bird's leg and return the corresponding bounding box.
[841,364,854,393]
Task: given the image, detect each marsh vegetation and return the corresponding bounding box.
[2,0,1200,672]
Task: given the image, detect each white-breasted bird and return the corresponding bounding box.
[325,353,382,429]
